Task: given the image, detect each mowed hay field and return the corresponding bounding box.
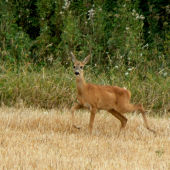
[0,107,169,170]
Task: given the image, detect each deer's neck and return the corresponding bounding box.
[76,76,86,95]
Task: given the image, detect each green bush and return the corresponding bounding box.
[0,0,170,68]
[0,0,170,113]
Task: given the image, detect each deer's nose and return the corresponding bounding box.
[75,71,80,75]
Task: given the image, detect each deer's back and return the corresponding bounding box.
[77,83,131,110]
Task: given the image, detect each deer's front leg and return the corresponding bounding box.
[71,103,83,129]
[89,108,97,135]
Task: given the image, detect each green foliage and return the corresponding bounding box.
[0,1,31,64]
[0,0,170,112]
[1,0,170,68]
[140,0,170,60]
[0,63,170,115]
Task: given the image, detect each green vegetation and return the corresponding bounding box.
[0,0,170,114]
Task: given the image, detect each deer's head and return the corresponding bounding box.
[70,52,91,78]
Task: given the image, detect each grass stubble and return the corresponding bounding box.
[0,107,169,170]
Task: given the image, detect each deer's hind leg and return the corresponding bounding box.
[133,104,156,133]
[116,103,156,133]
[71,103,83,129]
[108,109,128,137]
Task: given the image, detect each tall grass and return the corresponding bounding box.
[0,62,75,108]
[0,61,170,115]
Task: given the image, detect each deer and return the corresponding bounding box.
[70,52,156,136]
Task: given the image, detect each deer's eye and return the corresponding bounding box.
[80,66,83,69]
[73,66,75,68]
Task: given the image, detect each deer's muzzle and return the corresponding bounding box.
[75,71,80,75]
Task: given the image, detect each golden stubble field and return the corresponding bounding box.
[0,107,169,170]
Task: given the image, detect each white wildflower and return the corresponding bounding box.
[132,9,136,13]
[128,68,132,71]
[140,15,145,20]
[142,43,149,49]
[135,13,139,19]
[48,57,53,62]
[88,8,95,19]
[126,27,129,30]
[163,72,167,76]
[63,0,71,9]
[136,16,139,19]
[115,65,118,69]
[145,43,149,47]
[125,72,129,76]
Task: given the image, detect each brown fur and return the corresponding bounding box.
[70,52,155,135]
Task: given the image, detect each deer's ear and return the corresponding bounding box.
[70,52,77,63]
[82,54,91,65]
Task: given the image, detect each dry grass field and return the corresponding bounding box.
[0,107,169,170]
